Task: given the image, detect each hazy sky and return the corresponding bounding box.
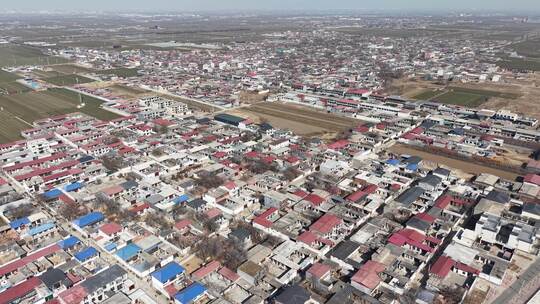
[4,0,540,12]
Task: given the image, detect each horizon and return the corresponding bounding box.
[2,0,540,14]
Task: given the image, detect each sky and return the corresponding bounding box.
[3,0,540,13]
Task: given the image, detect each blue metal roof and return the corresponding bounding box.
[73,212,104,228]
[58,235,81,249]
[175,283,206,304]
[406,163,418,171]
[27,222,55,236]
[43,189,62,199]
[151,262,185,284]
[173,194,189,204]
[386,159,400,166]
[104,242,117,252]
[74,247,98,262]
[9,217,29,229]
[115,243,141,261]
[65,182,83,192]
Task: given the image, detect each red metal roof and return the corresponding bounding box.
[307,262,331,279]
[304,193,325,206]
[351,261,385,290]
[192,261,221,280]
[310,214,342,234]
[99,222,122,235]
[218,266,240,282]
[430,256,455,278]
[0,244,61,277]
[0,277,42,304]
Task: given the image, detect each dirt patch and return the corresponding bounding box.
[389,144,520,180]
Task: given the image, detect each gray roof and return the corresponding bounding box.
[419,174,442,188]
[230,227,251,242]
[120,180,138,190]
[486,190,510,204]
[145,194,165,205]
[40,268,69,289]
[395,187,424,206]
[187,198,207,210]
[81,264,127,294]
[275,285,311,304]
[523,202,540,216]
[406,217,430,232]
[433,167,451,177]
[328,240,360,261]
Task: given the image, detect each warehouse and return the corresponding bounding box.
[214,113,245,126]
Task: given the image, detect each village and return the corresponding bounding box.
[0,10,539,304]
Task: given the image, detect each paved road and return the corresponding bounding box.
[492,257,540,304]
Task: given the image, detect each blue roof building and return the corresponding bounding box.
[386,159,400,166]
[58,235,81,249]
[43,189,62,199]
[27,222,55,236]
[173,194,190,204]
[116,243,141,261]
[73,212,104,228]
[9,217,30,229]
[74,247,98,262]
[65,182,84,192]
[104,242,117,252]
[151,262,185,285]
[175,283,207,304]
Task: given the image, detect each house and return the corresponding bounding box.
[151,262,186,293]
[174,283,208,304]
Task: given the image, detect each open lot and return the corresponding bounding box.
[0,44,69,67]
[230,102,360,137]
[0,88,120,143]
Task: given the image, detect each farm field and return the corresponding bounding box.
[43,74,95,86]
[0,45,69,67]
[48,64,139,78]
[0,70,30,94]
[97,68,139,78]
[48,64,94,74]
[0,88,121,143]
[230,102,360,137]
[497,57,540,72]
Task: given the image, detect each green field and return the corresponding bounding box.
[43,74,95,86]
[413,87,519,107]
[0,45,70,67]
[0,70,30,94]
[0,88,121,143]
[97,68,139,78]
[49,64,139,78]
[511,39,540,58]
[434,91,489,107]
[48,64,94,74]
[412,89,444,100]
[497,58,540,72]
